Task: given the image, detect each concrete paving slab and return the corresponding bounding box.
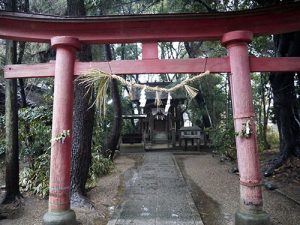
[115,218,156,225]
[108,152,204,225]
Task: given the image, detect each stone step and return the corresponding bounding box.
[153,132,168,143]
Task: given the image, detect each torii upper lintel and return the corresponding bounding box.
[1,2,300,44]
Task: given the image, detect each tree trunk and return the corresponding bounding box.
[2,0,22,205]
[17,0,29,110]
[264,31,300,176]
[105,44,122,161]
[67,0,96,209]
[70,76,95,209]
[17,40,33,146]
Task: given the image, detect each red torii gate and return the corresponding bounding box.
[1,3,300,225]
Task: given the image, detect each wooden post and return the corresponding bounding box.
[149,114,154,144]
[172,128,176,148]
[43,36,80,225]
[222,31,270,225]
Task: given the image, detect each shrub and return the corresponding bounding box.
[210,119,237,160]
[19,151,114,197]
[18,106,52,159]
[266,125,280,149]
[19,152,50,198]
[86,152,114,188]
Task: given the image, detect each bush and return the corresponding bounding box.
[19,152,50,198]
[19,151,114,197]
[18,106,52,159]
[86,152,114,188]
[266,125,280,149]
[0,106,52,158]
[210,119,237,160]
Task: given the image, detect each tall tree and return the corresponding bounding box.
[17,0,29,110]
[17,0,32,147]
[253,0,300,176]
[2,0,22,205]
[264,31,300,176]
[67,0,96,208]
[105,44,122,161]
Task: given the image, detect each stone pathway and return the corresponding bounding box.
[108,152,204,225]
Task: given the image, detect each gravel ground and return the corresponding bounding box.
[176,153,300,225]
[0,154,139,225]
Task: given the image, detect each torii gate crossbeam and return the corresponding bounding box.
[4,57,300,78]
[2,3,300,225]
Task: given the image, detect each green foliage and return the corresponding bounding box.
[266,126,280,149]
[251,36,274,57]
[0,115,5,155]
[122,119,137,135]
[92,91,134,151]
[210,118,237,160]
[87,152,114,188]
[18,105,52,158]
[29,0,67,15]
[19,151,114,197]
[92,107,112,152]
[189,74,227,127]
[19,152,50,198]
[115,44,141,60]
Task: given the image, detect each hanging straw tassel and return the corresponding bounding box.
[184,85,198,98]
[128,83,134,100]
[154,91,162,107]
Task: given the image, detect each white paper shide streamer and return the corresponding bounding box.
[139,86,147,107]
[155,91,162,107]
[165,92,172,113]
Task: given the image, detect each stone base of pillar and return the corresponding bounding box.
[43,209,76,225]
[235,209,270,225]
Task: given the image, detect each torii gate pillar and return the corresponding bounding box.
[222,31,270,225]
[43,36,80,225]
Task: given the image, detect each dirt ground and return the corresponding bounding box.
[175,152,300,225]
[0,154,140,225]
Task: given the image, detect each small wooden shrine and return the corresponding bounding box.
[123,81,186,148]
